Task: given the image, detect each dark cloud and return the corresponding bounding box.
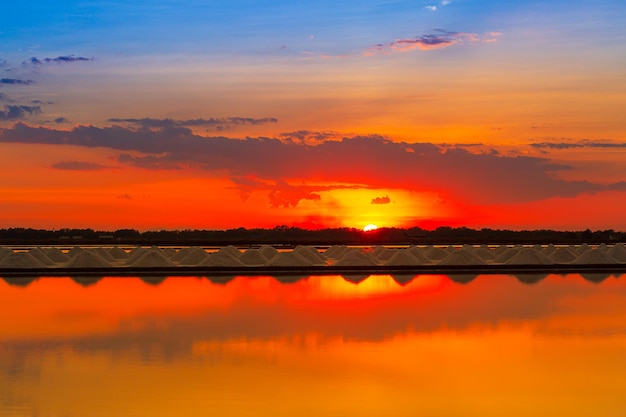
[54,117,69,124]
[30,99,54,105]
[117,194,132,200]
[279,130,345,144]
[50,161,111,171]
[371,195,391,205]
[0,123,622,205]
[230,177,362,207]
[0,78,35,85]
[530,140,626,150]
[108,117,278,131]
[0,105,41,120]
[25,55,93,65]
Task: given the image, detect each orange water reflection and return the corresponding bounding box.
[2,274,626,416]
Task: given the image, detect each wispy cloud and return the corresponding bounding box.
[0,78,35,85]
[109,116,278,131]
[364,30,500,55]
[0,105,41,121]
[24,55,93,65]
[530,140,626,150]
[51,161,112,171]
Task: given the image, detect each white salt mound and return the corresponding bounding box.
[259,245,279,260]
[385,249,423,266]
[67,246,84,257]
[239,249,268,266]
[542,244,557,256]
[493,248,520,264]
[1,252,47,268]
[424,246,450,261]
[549,247,578,263]
[29,247,55,266]
[95,247,116,262]
[201,251,244,266]
[407,246,433,264]
[473,247,496,262]
[438,249,486,266]
[178,247,209,266]
[65,249,112,268]
[219,245,242,258]
[108,246,129,260]
[171,247,194,262]
[505,248,553,265]
[128,251,176,267]
[267,252,314,267]
[293,246,325,265]
[373,248,396,262]
[333,250,379,266]
[0,247,13,261]
[323,245,348,259]
[607,244,626,262]
[45,247,70,263]
[571,249,616,265]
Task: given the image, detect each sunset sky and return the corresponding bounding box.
[1,0,625,231]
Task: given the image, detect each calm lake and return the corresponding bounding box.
[2,273,626,417]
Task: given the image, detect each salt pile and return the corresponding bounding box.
[293,246,325,265]
[239,249,268,266]
[549,247,578,263]
[472,247,496,262]
[407,246,433,264]
[607,244,626,262]
[201,250,244,266]
[108,246,129,260]
[259,245,278,260]
[438,249,486,266]
[0,247,12,261]
[423,246,450,261]
[385,249,424,266]
[95,247,116,262]
[505,248,553,265]
[177,247,209,266]
[0,252,47,268]
[45,247,70,263]
[372,247,394,262]
[171,247,194,263]
[128,251,176,267]
[323,245,348,259]
[334,250,379,266]
[29,247,55,266]
[571,249,616,265]
[65,249,112,268]
[542,244,557,256]
[267,252,314,267]
[220,245,242,258]
[576,243,591,255]
[67,246,84,257]
[493,248,520,264]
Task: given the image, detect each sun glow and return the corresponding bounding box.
[363,224,378,232]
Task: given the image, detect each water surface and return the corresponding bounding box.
[2,274,626,416]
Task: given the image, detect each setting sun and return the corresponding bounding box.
[363,224,378,232]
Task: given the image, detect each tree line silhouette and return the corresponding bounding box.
[0,226,622,246]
